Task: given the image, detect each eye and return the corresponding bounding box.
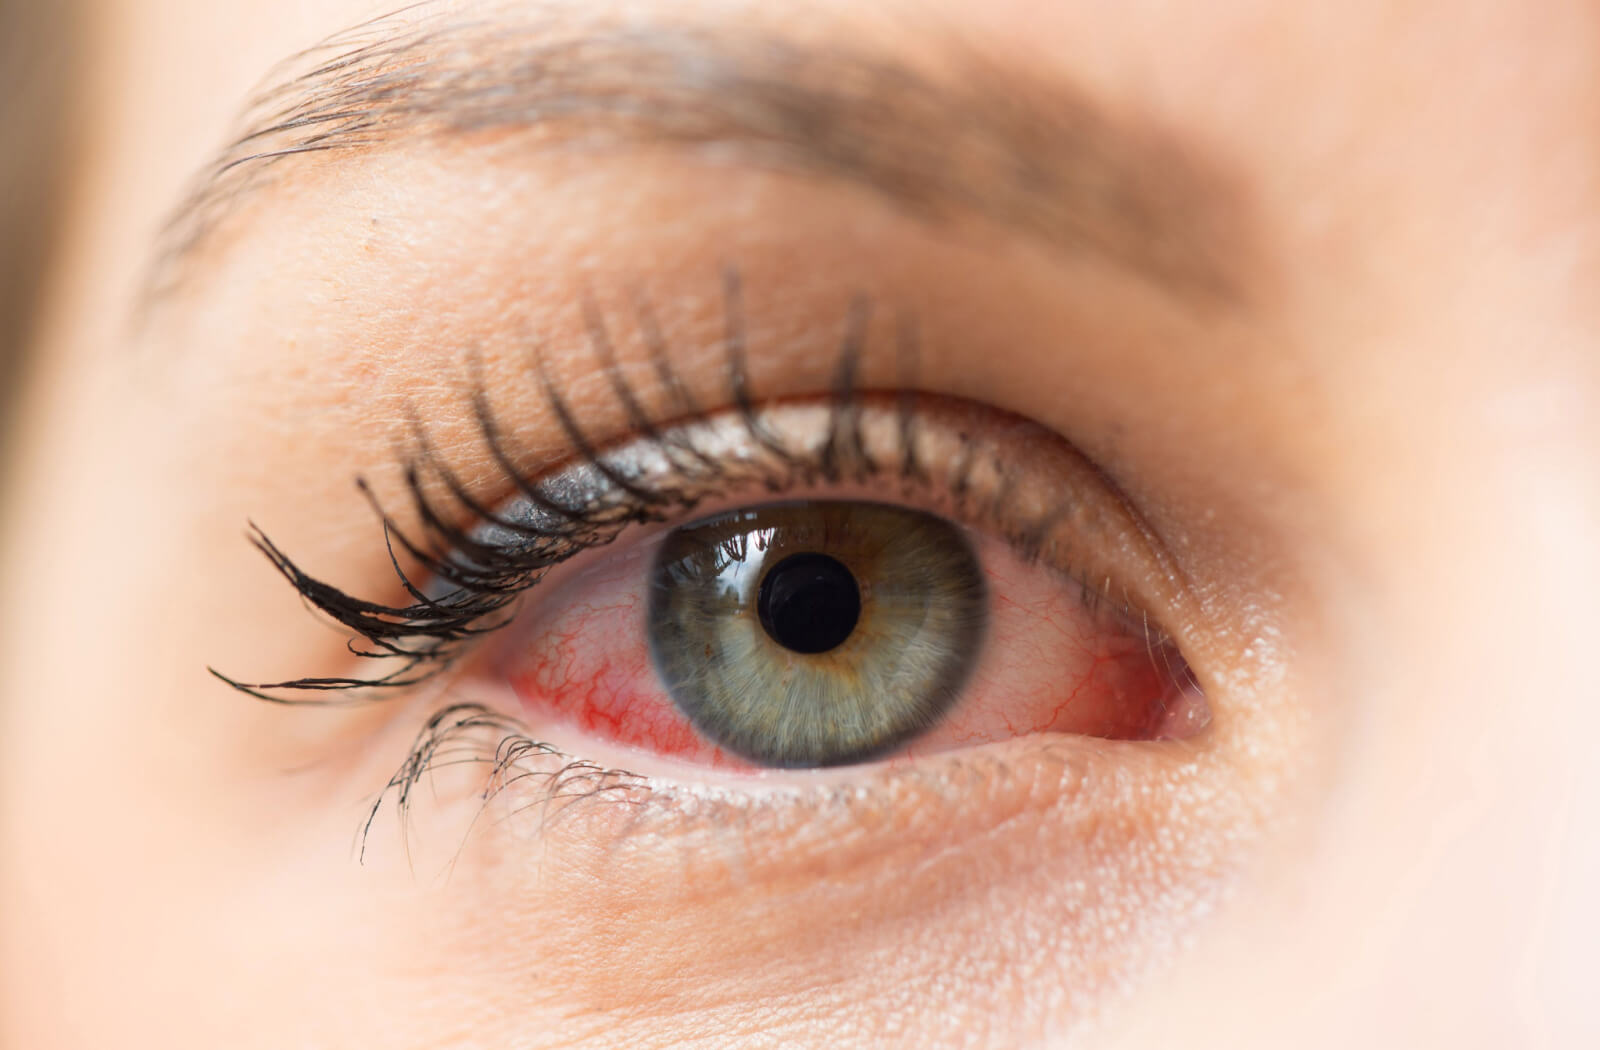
[214,292,1212,794]
[438,396,1209,776]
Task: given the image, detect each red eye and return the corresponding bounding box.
[494,497,1207,773]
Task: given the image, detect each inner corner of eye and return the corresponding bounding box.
[485,485,1210,777]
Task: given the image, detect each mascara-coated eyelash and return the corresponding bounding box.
[212,275,937,702]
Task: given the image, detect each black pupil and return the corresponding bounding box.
[757,552,862,655]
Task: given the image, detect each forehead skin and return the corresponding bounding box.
[4,0,1600,1047]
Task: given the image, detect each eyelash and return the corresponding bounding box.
[355,701,650,863]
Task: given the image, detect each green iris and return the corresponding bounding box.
[646,501,988,768]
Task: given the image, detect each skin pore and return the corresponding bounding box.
[2,1,1598,1047]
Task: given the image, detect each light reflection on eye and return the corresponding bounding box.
[471,401,1210,776]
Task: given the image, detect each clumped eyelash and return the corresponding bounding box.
[211,272,920,705]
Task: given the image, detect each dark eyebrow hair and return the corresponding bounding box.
[146,4,1259,308]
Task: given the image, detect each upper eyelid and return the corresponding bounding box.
[145,4,1260,313]
[213,317,1165,710]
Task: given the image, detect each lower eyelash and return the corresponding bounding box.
[359,687,1152,882]
[360,701,653,865]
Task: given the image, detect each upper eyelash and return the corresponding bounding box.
[210,270,927,705]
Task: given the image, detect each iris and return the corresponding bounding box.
[647,501,988,767]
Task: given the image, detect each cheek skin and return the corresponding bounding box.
[495,530,1202,774]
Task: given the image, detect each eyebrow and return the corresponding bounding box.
[146,4,1258,308]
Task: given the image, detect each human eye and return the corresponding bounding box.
[191,250,1274,1048]
[220,283,1208,793]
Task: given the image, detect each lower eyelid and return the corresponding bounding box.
[363,680,1209,862]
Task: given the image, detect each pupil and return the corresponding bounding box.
[757,552,862,655]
